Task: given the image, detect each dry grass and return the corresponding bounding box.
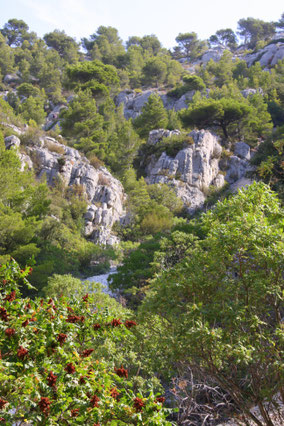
[98,173,110,186]
[45,141,65,155]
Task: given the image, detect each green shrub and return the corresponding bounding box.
[0,260,171,424]
[143,133,194,159]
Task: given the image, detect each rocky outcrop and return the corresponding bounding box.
[176,34,284,71]
[43,104,66,131]
[115,89,196,119]
[144,129,254,213]
[245,40,284,68]
[200,46,226,64]
[4,133,126,245]
[4,134,21,150]
[3,73,22,85]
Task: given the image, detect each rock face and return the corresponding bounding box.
[3,73,22,84]
[144,129,254,213]
[4,134,126,245]
[43,104,66,131]
[245,41,284,68]
[200,46,226,64]
[4,135,21,150]
[115,89,196,119]
[225,143,254,184]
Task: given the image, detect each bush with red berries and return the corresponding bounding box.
[0,260,170,424]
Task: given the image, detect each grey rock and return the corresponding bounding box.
[84,222,94,237]
[18,153,33,171]
[230,178,255,193]
[144,129,255,213]
[4,130,126,245]
[4,73,21,84]
[201,46,225,63]
[213,173,225,188]
[43,104,66,131]
[241,88,263,98]
[225,156,254,184]
[85,210,96,222]
[4,135,21,150]
[145,129,224,212]
[234,142,251,160]
[132,90,154,111]
[173,90,196,110]
[147,129,181,145]
[115,89,196,119]
[245,41,284,68]
[1,123,24,135]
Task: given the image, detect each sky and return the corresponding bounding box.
[0,0,283,48]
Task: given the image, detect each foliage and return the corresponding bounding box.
[167,74,205,98]
[60,90,106,157]
[252,125,284,200]
[109,237,160,295]
[174,32,207,60]
[147,184,183,214]
[209,28,238,50]
[0,260,171,424]
[1,19,30,47]
[133,94,168,138]
[20,96,46,125]
[82,26,125,66]
[237,17,275,48]
[43,30,80,63]
[142,57,167,87]
[65,60,119,99]
[142,182,284,425]
[181,95,272,142]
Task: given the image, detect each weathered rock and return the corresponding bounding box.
[172,90,196,110]
[115,89,196,119]
[225,155,254,184]
[4,135,21,150]
[245,41,284,68]
[144,129,254,213]
[234,142,251,160]
[43,104,66,131]
[145,129,224,212]
[6,133,126,245]
[147,129,181,145]
[201,46,226,63]
[241,88,263,98]
[230,177,255,193]
[4,73,21,84]
[1,123,24,135]
[116,89,156,119]
[18,153,33,171]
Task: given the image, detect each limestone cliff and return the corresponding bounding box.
[143,129,254,213]
[4,130,126,245]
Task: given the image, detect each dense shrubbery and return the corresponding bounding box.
[1,14,284,424]
[0,260,171,424]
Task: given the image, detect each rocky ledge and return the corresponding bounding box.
[144,129,254,213]
[4,131,126,245]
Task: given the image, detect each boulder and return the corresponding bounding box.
[225,155,253,184]
[3,74,21,84]
[234,142,251,160]
[201,46,225,64]
[173,90,196,110]
[4,135,21,150]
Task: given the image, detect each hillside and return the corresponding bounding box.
[0,14,283,426]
